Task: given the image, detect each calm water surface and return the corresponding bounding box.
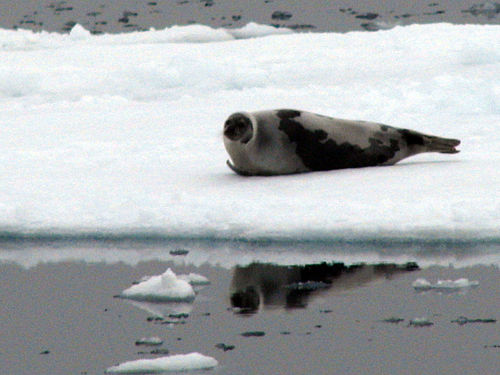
[0,0,498,34]
[0,241,498,375]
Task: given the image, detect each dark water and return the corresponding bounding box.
[0,0,499,34]
[0,243,498,375]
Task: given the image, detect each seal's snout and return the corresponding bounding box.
[224,114,253,143]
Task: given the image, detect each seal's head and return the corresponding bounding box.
[224,113,253,143]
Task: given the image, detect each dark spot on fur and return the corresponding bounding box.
[276,109,302,119]
[277,116,400,171]
[380,125,390,132]
[314,129,328,141]
[398,129,425,146]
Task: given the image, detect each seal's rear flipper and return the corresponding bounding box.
[424,135,461,154]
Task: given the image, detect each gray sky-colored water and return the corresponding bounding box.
[0,0,498,34]
[1,258,499,375]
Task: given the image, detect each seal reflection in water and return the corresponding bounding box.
[223,109,460,176]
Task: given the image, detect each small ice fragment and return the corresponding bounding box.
[382,317,405,324]
[105,352,218,373]
[412,278,432,291]
[434,278,479,289]
[241,331,265,337]
[271,11,293,20]
[168,312,189,319]
[178,272,210,286]
[408,317,434,327]
[150,348,170,355]
[451,316,497,325]
[412,278,479,292]
[135,337,164,346]
[119,268,195,302]
[215,343,235,351]
[169,249,189,256]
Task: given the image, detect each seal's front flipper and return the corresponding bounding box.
[226,160,252,176]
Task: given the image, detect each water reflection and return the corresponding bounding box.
[122,299,193,319]
[230,261,418,312]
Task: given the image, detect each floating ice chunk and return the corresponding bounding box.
[381,317,405,324]
[135,337,164,346]
[105,352,218,373]
[149,349,170,355]
[451,316,497,325]
[215,343,235,352]
[412,278,479,292]
[169,249,189,256]
[119,268,195,302]
[412,278,432,290]
[241,331,266,337]
[178,273,210,286]
[408,317,434,327]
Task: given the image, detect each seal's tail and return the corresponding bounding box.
[423,135,461,154]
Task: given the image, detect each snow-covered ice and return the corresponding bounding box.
[412,278,479,292]
[105,352,218,373]
[119,268,195,302]
[0,22,499,247]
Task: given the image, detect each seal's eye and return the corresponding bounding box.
[224,115,253,143]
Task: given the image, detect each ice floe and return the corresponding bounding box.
[0,23,499,246]
[105,352,218,373]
